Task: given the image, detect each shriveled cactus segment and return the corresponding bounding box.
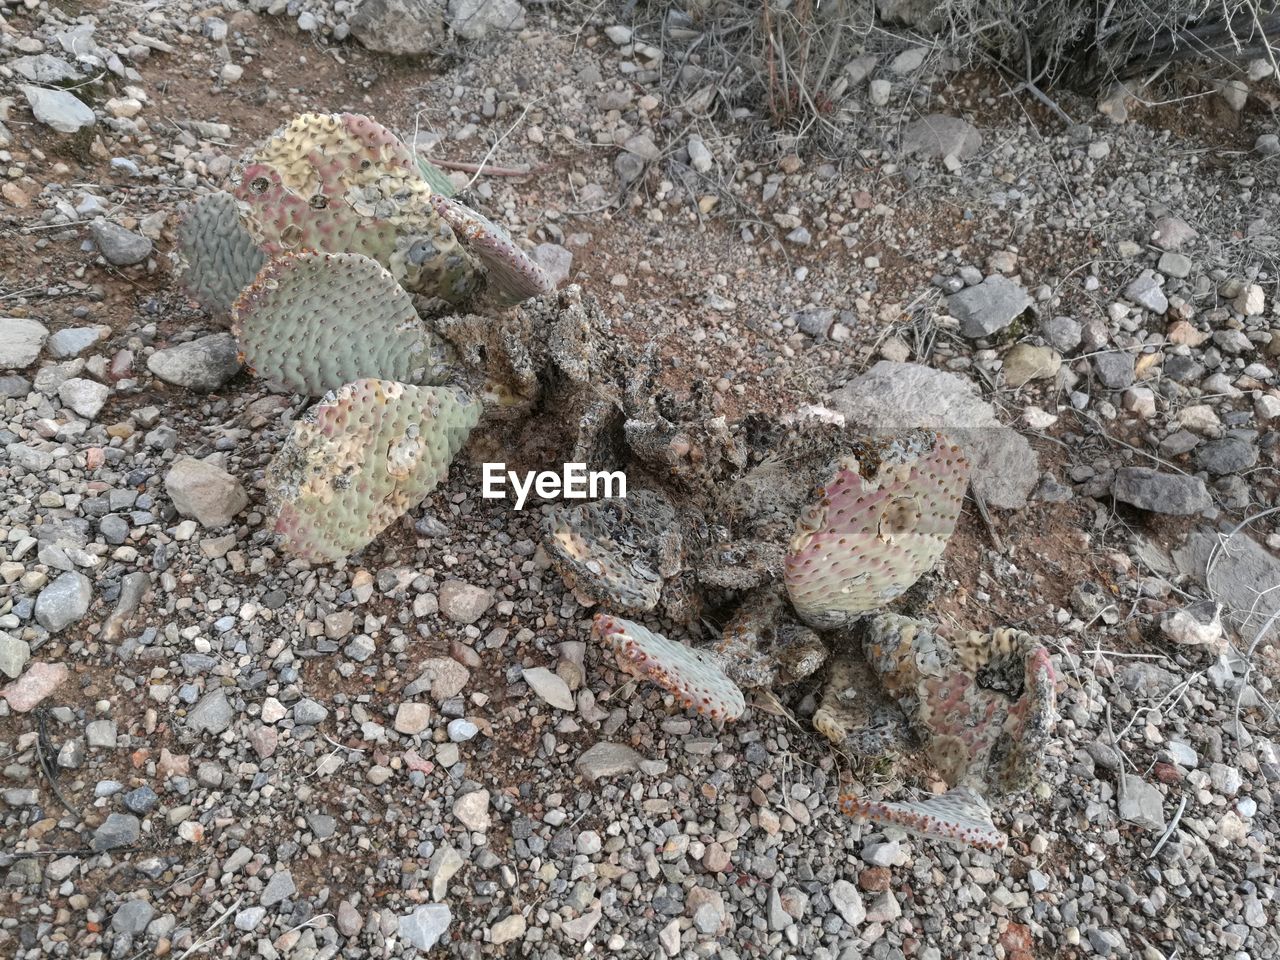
[716,587,828,688]
[593,614,745,722]
[176,191,265,315]
[812,656,911,755]
[267,379,478,562]
[839,787,1006,850]
[861,614,1057,793]
[431,195,553,305]
[233,112,480,303]
[784,431,970,630]
[544,490,681,615]
[232,252,450,395]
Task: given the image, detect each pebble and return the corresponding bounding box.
[437,579,493,624]
[948,275,1033,338]
[147,333,242,391]
[164,458,249,528]
[20,84,95,133]
[399,904,452,951]
[0,317,50,369]
[34,572,92,633]
[523,666,576,710]
[453,789,491,831]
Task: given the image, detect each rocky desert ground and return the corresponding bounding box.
[1,2,1278,959]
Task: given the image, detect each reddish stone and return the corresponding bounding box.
[859,866,891,892]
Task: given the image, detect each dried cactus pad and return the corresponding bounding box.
[267,379,478,562]
[431,195,553,305]
[839,787,1006,850]
[232,252,450,395]
[176,191,265,314]
[593,614,745,722]
[716,587,828,688]
[233,113,480,302]
[784,431,970,629]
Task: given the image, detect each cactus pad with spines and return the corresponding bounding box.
[839,786,1006,850]
[593,614,745,722]
[430,195,553,306]
[266,379,478,562]
[784,431,970,630]
[176,191,265,314]
[233,112,481,303]
[232,252,451,395]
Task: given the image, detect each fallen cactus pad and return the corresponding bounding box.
[431,195,553,305]
[232,252,450,395]
[233,112,480,302]
[839,786,1007,850]
[593,614,744,721]
[267,379,478,562]
[175,191,265,314]
[784,431,970,629]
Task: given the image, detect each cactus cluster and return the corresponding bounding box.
[174,111,1058,852]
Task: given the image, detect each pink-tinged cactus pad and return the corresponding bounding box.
[593,614,745,722]
[431,195,553,306]
[175,191,265,315]
[232,112,480,303]
[267,379,478,562]
[839,786,1007,850]
[784,431,970,629]
[232,252,450,396]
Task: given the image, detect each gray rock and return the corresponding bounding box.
[86,719,117,748]
[122,785,159,814]
[829,878,865,927]
[351,0,445,54]
[1172,529,1280,643]
[92,813,140,851]
[453,788,490,831]
[448,0,525,40]
[89,221,152,266]
[112,899,154,935]
[10,54,81,84]
[47,327,101,359]
[1257,133,1280,156]
[522,667,575,710]
[1119,774,1165,831]
[828,361,1039,508]
[1041,315,1082,353]
[532,243,572,287]
[794,308,836,338]
[1113,468,1211,515]
[1124,274,1168,313]
[0,375,30,397]
[1161,600,1224,650]
[260,870,296,906]
[576,741,645,780]
[900,113,982,159]
[947,275,1032,338]
[34,572,92,633]
[0,635,30,679]
[1093,351,1135,389]
[1158,251,1192,279]
[19,85,95,134]
[234,906,266,931]
[0,318,49,369]
[58,377,110,419]
[187,688,234,735]
[147,333,241,391]
[399,904,452,951]
[165,458,248,528]
[337,901,363,937]
[438,580,492,624]
[1197,437,1257,475]
[1151,216,1197,251]
[293,698,329,725]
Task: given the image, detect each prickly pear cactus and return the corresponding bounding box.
[266,379,479,562]
[232,252,451,395]
[232,112,481,304]
[715,587,828,688]
[860,613,1057,794]
[544,490,686,616]
[784,431,970,630]
[430,195,553,306]
[839,786,1006,850]
[593,613,745,721]
[416,156,457,198]
[812,655,912,755]
[175,191,265,314]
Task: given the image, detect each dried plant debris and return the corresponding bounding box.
[267,379,478,562]
[593,613,745,722]
[715,586,828,688]
[232,252,451,395]
[175,190,265,315]
[784,431,970,630]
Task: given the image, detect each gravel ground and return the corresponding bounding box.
[1,3,1278,959]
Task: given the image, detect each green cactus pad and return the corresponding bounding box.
[839,786,1006,850]
[416,155,457,198]
[593,613,745,722]
[430,195,553,306]
[784,431,970,630]
[233,112,481,303]
[861,613,1057,794]
[232,252,451,395]
[267,379,478,563]
[175,191,265,315]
